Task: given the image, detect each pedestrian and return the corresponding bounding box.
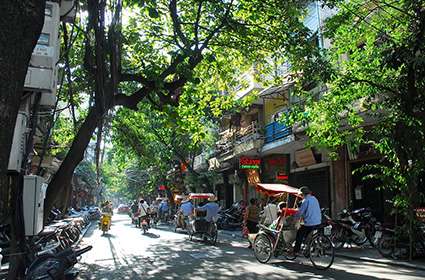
[244,198,260,248]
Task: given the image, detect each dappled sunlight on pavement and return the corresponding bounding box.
[76,214,425,280]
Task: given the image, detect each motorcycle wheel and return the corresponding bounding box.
[376,231,395,258]
[253,233,273,264]
[352,230,368,246]
[330,226,346,249]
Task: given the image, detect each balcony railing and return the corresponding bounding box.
[215,121,261,155]
[264,121,292,144]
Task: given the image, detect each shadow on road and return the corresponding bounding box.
[142,232,160,239]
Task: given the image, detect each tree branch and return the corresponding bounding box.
[169,0,191,48]
[345,77,399,95]
[114,87,152,109]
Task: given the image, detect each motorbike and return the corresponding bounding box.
[25,246,92,280]
[216,201,244,230]
[330,208,376,248]
[99,213,112,235]
[140,216,150,234]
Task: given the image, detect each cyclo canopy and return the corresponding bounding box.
[256,183,301,217]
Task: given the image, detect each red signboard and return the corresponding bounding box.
[239,157,261,169]
[159,185,167,191]
[276,173,288,180]
[267,157,287,166]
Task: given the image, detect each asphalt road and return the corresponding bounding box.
[76,213,425,280]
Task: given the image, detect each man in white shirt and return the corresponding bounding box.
[261,199,278,226]
[138,199,150,227]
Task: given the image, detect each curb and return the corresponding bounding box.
[75,221,93,246]
[335,253,425,272]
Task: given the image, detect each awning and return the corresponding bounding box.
[256,183,300,197]
[189,193,215,199]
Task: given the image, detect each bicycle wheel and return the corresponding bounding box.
[209,230,218,246]
[309,234,335,270]
[330,226,345,249]
[253,233,273,264]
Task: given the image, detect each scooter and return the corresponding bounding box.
[25,246,92,280]
[330,208,376,248]
[99,213,112,235]
[141,216,149,234]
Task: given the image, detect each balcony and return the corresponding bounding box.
[214,121,263,160]
[193,152,209,171]
[264,121,292,144]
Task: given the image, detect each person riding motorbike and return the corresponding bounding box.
[138,199,150,228]
[289,186,322,256]
[158,199,170,222]
[100,201,113,232]
[130,200,139,225]
[101,201,113,215]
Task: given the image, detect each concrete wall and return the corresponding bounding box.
[264,97,288,125]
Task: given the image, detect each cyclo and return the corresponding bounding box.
[251,183,334,270]
[186,193,218,245]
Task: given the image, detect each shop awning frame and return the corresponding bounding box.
[256,183,301,197]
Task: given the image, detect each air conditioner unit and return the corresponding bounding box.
[23,176,48,236]
[8,112,28,173]
[24,1,60,104]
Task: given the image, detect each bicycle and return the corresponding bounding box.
[253,223,334,270]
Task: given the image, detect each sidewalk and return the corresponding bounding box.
[219,229,425,271]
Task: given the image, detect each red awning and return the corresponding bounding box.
[256,183,301,197]
[188,193,215,199]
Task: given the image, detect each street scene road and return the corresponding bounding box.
[2,1,425,279]
[76,214,425,280]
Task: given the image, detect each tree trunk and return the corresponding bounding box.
[44,106,102,219]
[0,1,45,216]
[7,175,26,280]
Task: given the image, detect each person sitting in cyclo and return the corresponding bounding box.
[289,186,322,256]
[179,198,193,227]
[195,196,220,233]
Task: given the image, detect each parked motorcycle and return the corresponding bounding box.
[330,208,376,249]
[25,246,92,280]
[216,201,244,230]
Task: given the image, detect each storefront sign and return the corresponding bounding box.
[262,154,290,183]
[295,148,317,167]
[276,172,288,180]
[245,169,260,186]
[267,157,288,166]
[158,185,167,191]
[239,157,261,169]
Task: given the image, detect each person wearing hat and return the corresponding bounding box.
[290,186,322,256]
[196,195,220,223]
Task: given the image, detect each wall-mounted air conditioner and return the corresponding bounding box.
[7,112,28,173]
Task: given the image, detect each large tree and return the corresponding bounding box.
[278,0,425,259]
[44,0,305,213]
[0,2,45,278]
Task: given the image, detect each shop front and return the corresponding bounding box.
[239,157,261,202]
